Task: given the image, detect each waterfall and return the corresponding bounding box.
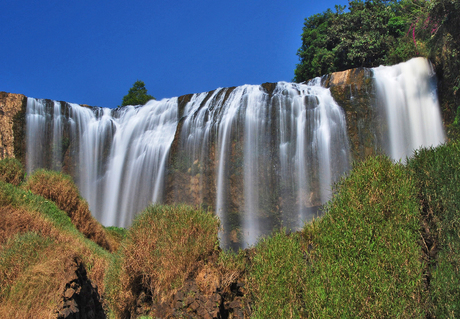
[24,58,445,248]
[26,99,179,227]
[274,81,349,233]
[373,57,445,160]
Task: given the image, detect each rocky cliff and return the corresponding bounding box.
[0,92,27,164]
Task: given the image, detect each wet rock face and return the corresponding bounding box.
[0,92,26,163]
[323,67,386,161]
[55,256,105,319]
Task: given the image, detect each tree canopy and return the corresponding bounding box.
[294,0,419,82]
[294,0,460,128]
[120,80,155,107]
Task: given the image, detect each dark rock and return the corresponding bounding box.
[56,255,105,319]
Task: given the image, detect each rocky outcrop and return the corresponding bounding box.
[0,92,27,163]
[323,67,386,160]
[133,266,248,319]
[55,255,105,319]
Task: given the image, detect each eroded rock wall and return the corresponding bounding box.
[0,92,27,164]
[323,67,385,161]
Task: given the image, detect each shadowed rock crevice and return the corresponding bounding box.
[55,255,105,319]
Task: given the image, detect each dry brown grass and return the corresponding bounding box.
[0,236,87,319]
[105,204,219,317]
[0,205,61,245]
[0,158,25,186]
[0,205,109,293]
[24,169,113,251]
[196,264,221,295]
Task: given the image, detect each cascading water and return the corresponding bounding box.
[26,98,179,227]
[160,82,350,248]
[24,57,445,248]
[273,81,349,233]
[373,57,445,160]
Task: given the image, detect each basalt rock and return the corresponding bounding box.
[55,255,105,319]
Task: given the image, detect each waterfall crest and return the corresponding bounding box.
[25,58,445,248]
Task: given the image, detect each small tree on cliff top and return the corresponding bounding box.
[120,80,155,107]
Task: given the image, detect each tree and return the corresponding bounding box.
[294,0,418,82]
[120,80,155,107]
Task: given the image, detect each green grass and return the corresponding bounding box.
[408,142,460,318]
[249,230,307,318]
[248,156,426,318]
[301,156,425,318]
[0,158,25,186]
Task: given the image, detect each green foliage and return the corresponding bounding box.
[120,80,155,107]
[408,142,460,318]
[426,0,460,124]
[294,0,421,82]
[0,158,25,186]
[301,156,425,317]
[249,230,307,318]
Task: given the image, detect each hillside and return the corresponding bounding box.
[1,140,460,318]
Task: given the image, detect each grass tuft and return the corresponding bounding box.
[105,204,219,317]
[0,158,25,186]
[24,169,113,251]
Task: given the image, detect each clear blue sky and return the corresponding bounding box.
[1,0,349,108]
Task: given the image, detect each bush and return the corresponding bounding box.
[105,204,219,317]
[301,156,425,317]
[0,158,25,186]
[24,169,112,251]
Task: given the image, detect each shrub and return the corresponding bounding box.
[0,158,25,186]
[105,204,219,318]
[301,156,425,318]
[24,169,112,251]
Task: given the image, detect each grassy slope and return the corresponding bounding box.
[0,166,112,318]
[2,141,460,318]
[249,156,425,318]
[408,142,460,318]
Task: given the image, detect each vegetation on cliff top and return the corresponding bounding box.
[295,0,460,128]
[120,80,155,107]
